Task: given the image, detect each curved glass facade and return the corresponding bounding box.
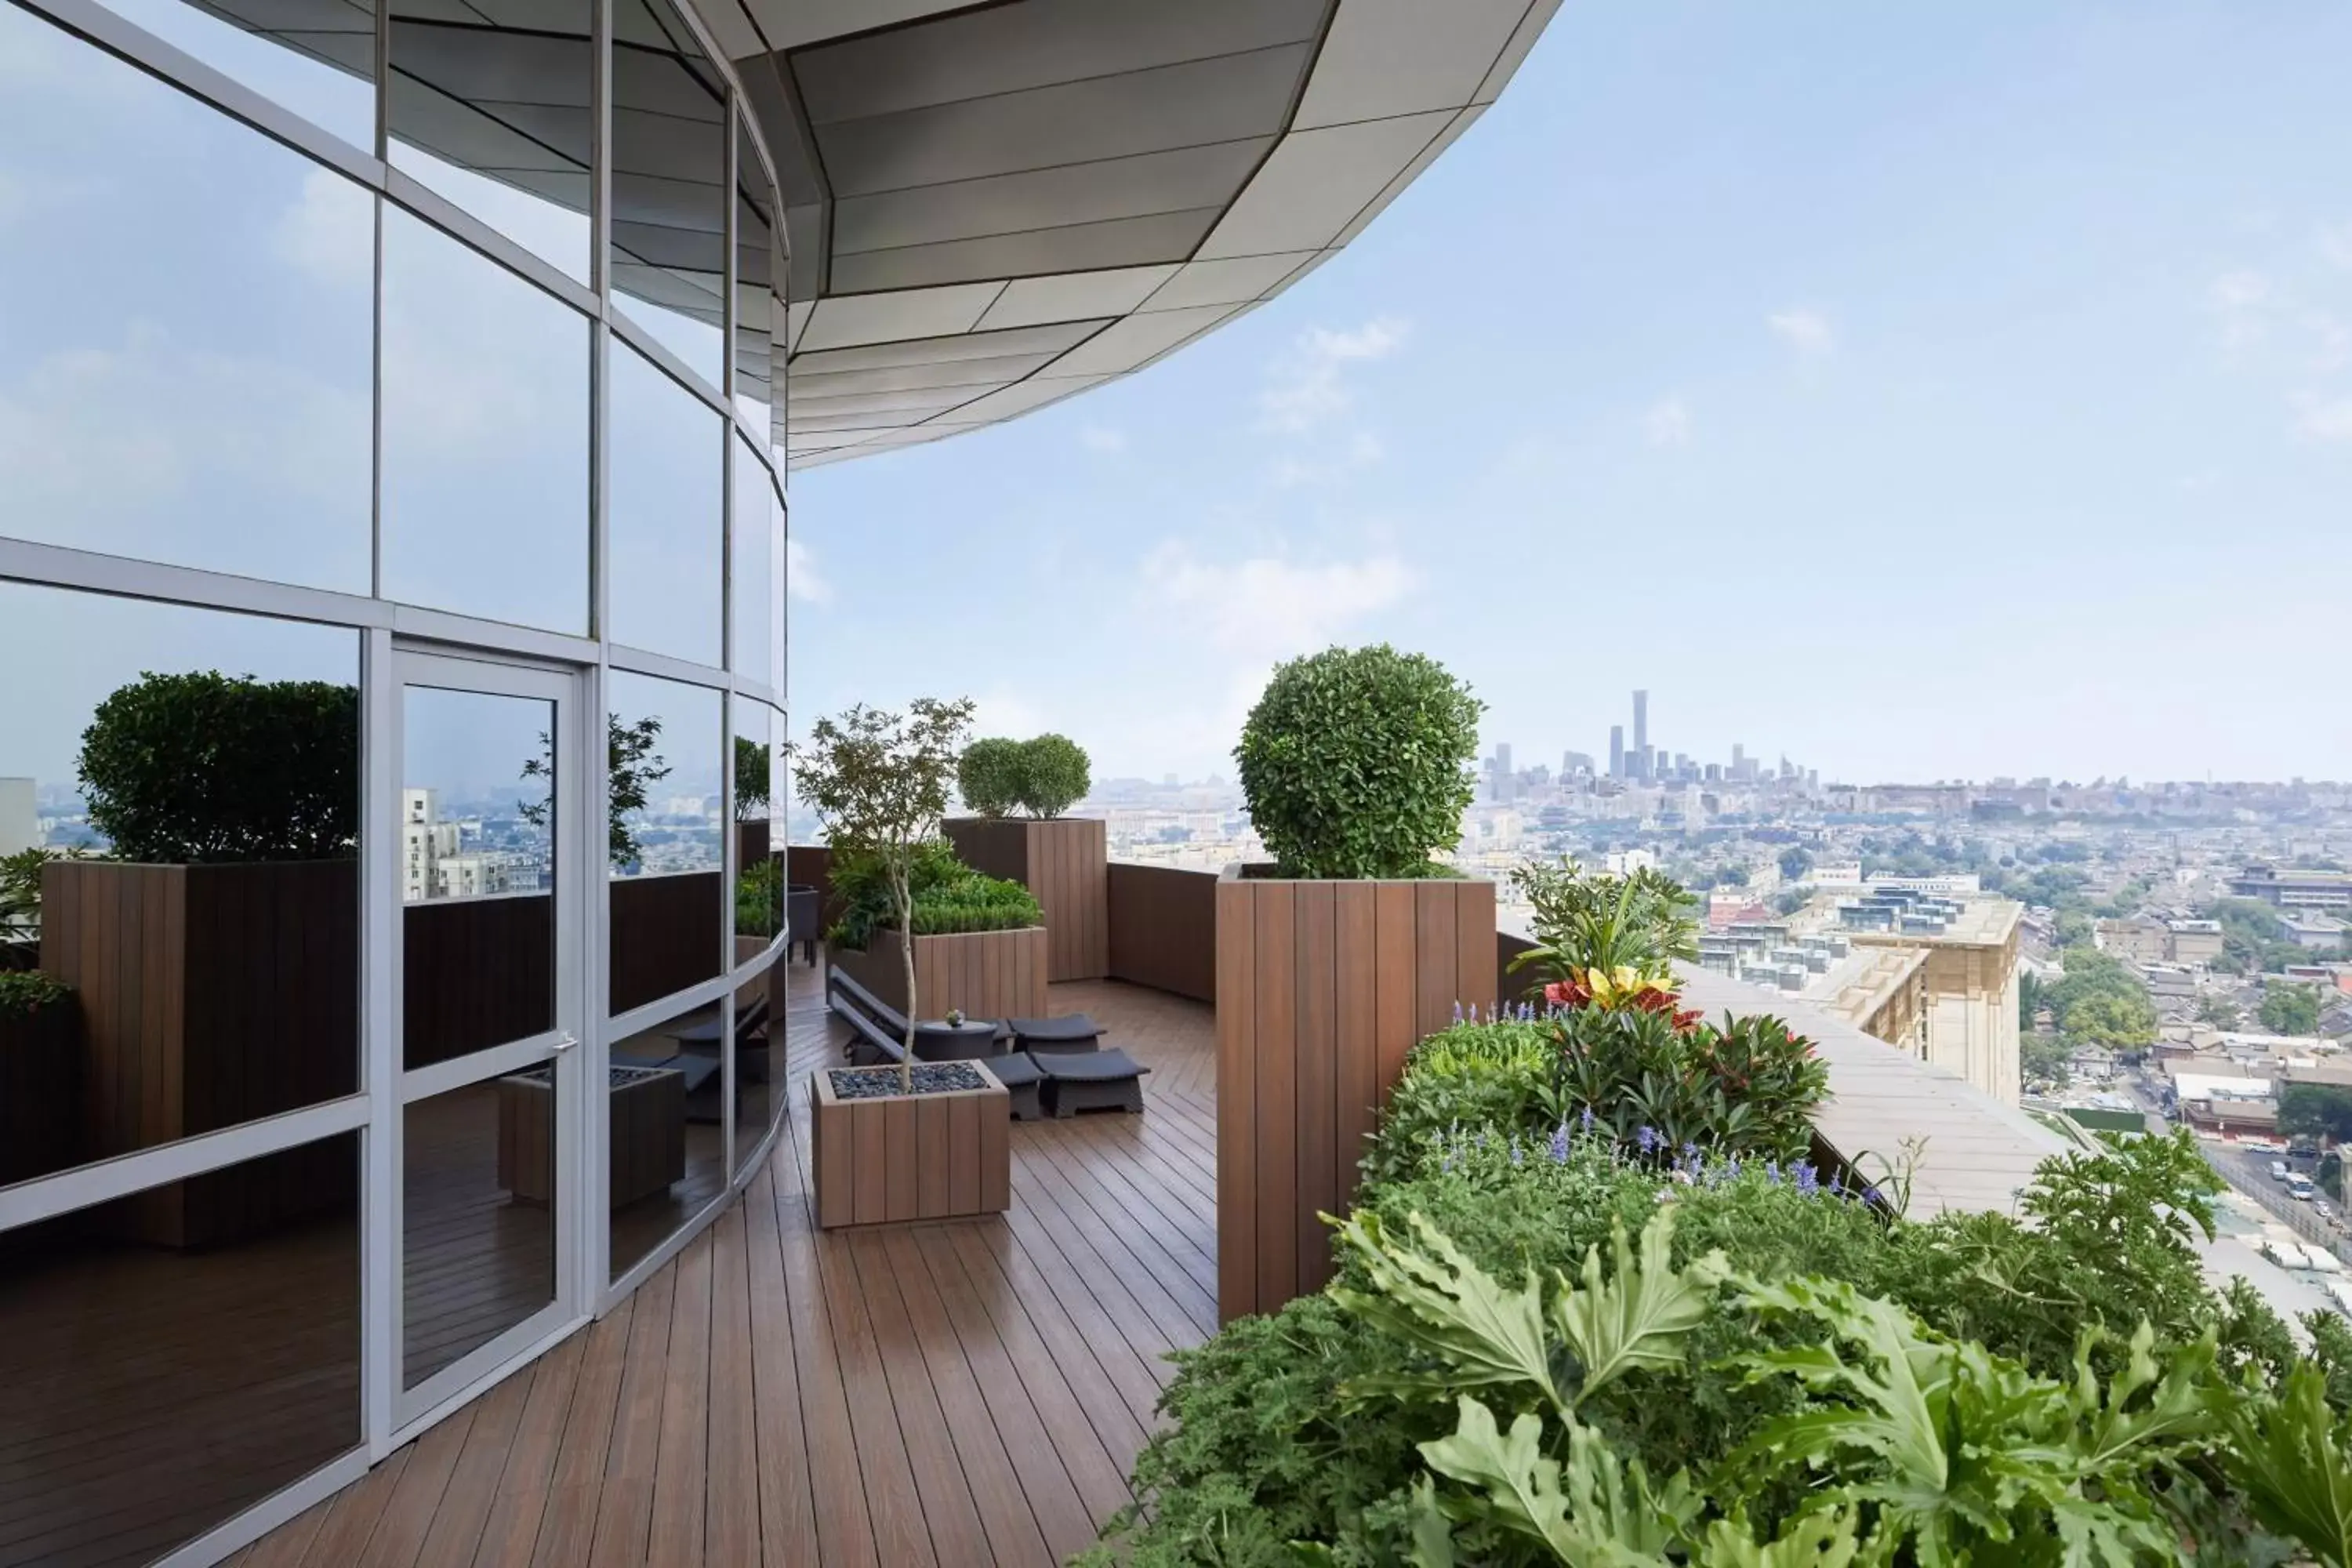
[0,0,789,1559]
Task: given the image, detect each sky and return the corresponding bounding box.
[787,2,2352,788]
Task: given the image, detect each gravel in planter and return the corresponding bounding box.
[827,1062,988,1099]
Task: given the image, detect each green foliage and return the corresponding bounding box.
[521,713,671,868]
[956,732,1094,818]
[1507,859,1700,990]
[826,838,1040,948]
[2261,982,2323,1036]
[731,734,771,823]
[0,846,53,957]
[1558,1007,1824,1165]
[2021,1033,2072,1090]
[2281,1083,2352,1146]
[735,855,783,939]
[1776,846,1813,882]
[78,671,358,862]
[2198,992,2243,1029]
[954,737,1025,818]
[2223,1362,2352,1567]
[1364,1022,1559,1187]
[1236,644,1483,879]
[2046,948,2159,1047]
[0,969,72,1022]
[2204,898,2315,975]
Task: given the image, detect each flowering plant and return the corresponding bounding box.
[1541,964,1704,1032]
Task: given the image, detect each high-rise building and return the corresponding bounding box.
[0,777,36,858]
[1609,726,1625,779]
[1632,690,1648,760]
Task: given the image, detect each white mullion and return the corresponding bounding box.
[0,1095,368,1233]
[360,625,399,1459]
[605,641,733,691]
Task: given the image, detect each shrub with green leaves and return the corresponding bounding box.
[0,970,72,1022]
[956,733,1094,818]
[826,840,1041,947]
[1235,644,1483,879]
[955,737,1026,818]
[78,671,358,863]
[735,856,783,939]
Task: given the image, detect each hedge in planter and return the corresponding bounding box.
[0,971,81,1186]
[955,732,1091,818]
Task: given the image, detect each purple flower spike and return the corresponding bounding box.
[1549,1123,1570,1163]
[1452,1001,1463,1023]
[1765,1160,1782,1185]
[1510,1138,1523,1166]
[1636,1125,1658,1153]
[1581,1106,1596,1133]
[1795,1165,1820,1197]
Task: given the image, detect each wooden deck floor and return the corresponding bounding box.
[234,975,1216,1568]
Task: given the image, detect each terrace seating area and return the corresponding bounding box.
[230,970,1217,1568]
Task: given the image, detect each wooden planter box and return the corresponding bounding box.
[1214,865,1497,1322]
[945,816,1107,982]
[42,858,359,1247]
[0,996,82,1187]
[829,925,1047,1024]
[498,1065,685,1208]
[810,1062,1010,1229]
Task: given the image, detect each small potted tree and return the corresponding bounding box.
[793,699,1013,1229]
[42,670,360,1246]
[946,732,1105,982]
[1217,644,1494,1319]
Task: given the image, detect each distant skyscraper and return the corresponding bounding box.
[1609,725,1625,779]
[1632,690,1649,758]
[1494,742,1512,777]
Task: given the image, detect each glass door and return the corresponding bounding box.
[389,648,586,1421]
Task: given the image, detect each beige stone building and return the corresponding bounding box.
[1842,900,2025,1104]
[2096,917,2170,965]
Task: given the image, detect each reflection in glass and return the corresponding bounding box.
[381,206,591,634]
[0,583,358,1189]
[608,1007,729,1279]
[609,343,723,665]
[0,1132,360,1566]
[403,1072,554,1387]
[732,118,779,432]
[731,436,777,681]
[610,0,728,383]
[771,482,791,693]
[387,0,594,281]
[731,702,779,1173]
[607,672,723,1015]
[94,0,375,148]
[0,8,373,593]
[401,685,556,1071]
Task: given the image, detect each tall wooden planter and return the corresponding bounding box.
[810,1062,1010,1229]
[41,858,360,1247]
[0,993,82,1187]
[829,926,1048,1023]
[1214,865,1497,1322]
[945,816,1108,982]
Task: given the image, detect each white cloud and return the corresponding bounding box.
[2292,396,2352,442]
[1643,397,1692,448]
[786,537,832,602]
[2319,223,2352,270]
[1257,314,1410,434]
[1141,543,1414,660]
[1766,308,1835,356]
[2300,311,2350,373]
[270,166,374,289]
[2209,270,2275,350]
[1271,430,1385,488]
[1080,425,1127,453]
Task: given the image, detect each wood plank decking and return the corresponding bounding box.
[235,975,1216,1568]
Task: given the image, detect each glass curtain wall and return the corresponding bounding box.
[0,0,789,1558]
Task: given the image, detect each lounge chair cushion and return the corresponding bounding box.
[1026,1047,1146,1083]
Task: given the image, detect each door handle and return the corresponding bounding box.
[552,1033,579,1053]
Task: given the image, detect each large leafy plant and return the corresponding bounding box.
[956,732,1094,818]
[1508,858,1700,995]
[0,969,72,1023]
[78,671,358,862]
[1236,644,1483,879]
[790,699,975,1089]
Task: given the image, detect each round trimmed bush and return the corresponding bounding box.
[1236,644,1483,879]
[1018,733,1089,818]
[78,671,359,863]
[956,737,1025,818]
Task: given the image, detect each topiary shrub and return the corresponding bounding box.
[78,672,358,863]
[956,737,1025,818]
[1234,644,1483,878]
[1017,733,1090,818]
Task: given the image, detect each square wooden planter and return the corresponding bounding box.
[810,1062,1010,1229]
[1214,865,1497,1322]
[497,1064,686,1208]
[944,816,1108,981]
[829,925,1048,1024]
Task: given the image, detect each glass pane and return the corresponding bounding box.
[609,343,723,665]
[0,583,357,1189]
[387,0,595,281]
[89,0,373,148]
[381,206,591,634]
[731,986,774,1175]
[610,0,727,383]
[0,1132,361,1566]
[731,435,776,681]
[401,685,557,1072]
[731,701,776,948]
[403,1070,554,1388]
[607,672,723,1015]
[0,8,372,593]
[608,1006,728,1279]
[771,481,791,693]
[731,117,779,432]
